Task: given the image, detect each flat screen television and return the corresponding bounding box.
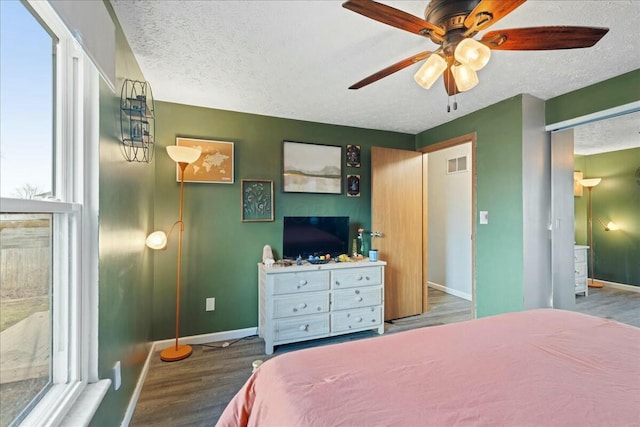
[283,216,350,259]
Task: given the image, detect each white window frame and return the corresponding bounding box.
[1,1,104,425]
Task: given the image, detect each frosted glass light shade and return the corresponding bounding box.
[146,231,168,250]
[413,54,447,90]
[579,178,602,188]
[451,64,478,92]
[167,146,201,164]
[454,38,491,71]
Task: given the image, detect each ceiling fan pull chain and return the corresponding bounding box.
[454,94,458,111]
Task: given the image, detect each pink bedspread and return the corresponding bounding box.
[216,309,640,426]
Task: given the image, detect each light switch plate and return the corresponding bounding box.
[480,211,489,225]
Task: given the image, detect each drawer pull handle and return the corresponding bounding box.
[365,276,370,280]
[298,303,307,309]
[299,280,307,286]
[355,290,360,294]
[335,281,340,286]
[299,324,309,331]
[356,275,363,281]
[355,317,363,323]
[356,296,363,302]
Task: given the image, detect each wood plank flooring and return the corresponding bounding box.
[129,286,638,426]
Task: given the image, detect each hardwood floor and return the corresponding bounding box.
[129,286,638,426]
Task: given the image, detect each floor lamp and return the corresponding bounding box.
[146,145,201,362]
[579,177,603,288]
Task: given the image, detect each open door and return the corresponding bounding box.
[371,147,423,320]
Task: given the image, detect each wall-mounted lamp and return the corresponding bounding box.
[597,218,619,232]
[579,177,602,288]
[146,145,201,362]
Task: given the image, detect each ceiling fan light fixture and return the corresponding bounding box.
[454,38,491,71]
[413,53,447,90]
[451,63,478,92]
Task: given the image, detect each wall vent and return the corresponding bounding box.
[447,156,468,174]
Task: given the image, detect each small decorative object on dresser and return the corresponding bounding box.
[258,260,386,354]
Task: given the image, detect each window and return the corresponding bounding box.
[0,1,100,426]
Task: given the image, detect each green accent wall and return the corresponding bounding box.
[416,96,525,317]
[91,3,154,426]
[574,148,640,286]
[152,102,414,339]
[546,69,640,125]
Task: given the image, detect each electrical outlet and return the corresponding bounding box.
[113,361,121,391]
[206,297,215,311]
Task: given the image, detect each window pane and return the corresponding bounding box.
[0,213,52,427]
[0,0,54,199]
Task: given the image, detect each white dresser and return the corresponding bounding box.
[574,245,589,296]
[258,260,385,355]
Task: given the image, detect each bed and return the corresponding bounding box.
[216,309,640,426]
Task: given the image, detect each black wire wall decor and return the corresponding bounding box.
[120,79,155,162]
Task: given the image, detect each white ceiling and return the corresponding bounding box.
[111,0,640,153]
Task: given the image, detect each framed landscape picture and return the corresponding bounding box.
[241,179,274,222]
[176,137,234,184]
[282,141,342,194]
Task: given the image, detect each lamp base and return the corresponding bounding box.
[160,344,193,362]
[588,281,604,288]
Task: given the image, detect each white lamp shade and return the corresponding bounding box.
[146,231,168,250]
[167,146,201,164]
[606,221,619,231]
[579,178,602,188]
[454,38,491,71]
[451,63,479,92]
[413,54,447,90]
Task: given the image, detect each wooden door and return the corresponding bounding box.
[371,147,423,320]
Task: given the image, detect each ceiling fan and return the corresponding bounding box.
[343,0,609,99]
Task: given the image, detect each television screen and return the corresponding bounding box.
[283,216,349,259]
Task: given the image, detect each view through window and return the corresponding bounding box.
[1,1,55,425]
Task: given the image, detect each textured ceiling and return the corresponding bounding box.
[111,0,640,153]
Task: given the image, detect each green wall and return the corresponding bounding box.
[151,102,414,339]
[91,3,155,426]
[416,96,525,317]
[574,148,640,286]
[546,69,640,125]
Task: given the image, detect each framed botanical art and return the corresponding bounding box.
[347,174,360,197]
[241,179,274,222]
[282,141,342,194]
[175,137,234,184]
[346,144,361,168]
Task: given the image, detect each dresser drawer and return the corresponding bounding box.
[272,270,330,295]
[273,292,329,318]
[574,249,587,263]
[332,286,382,310]
[574,262,587,279]
[274,314,330,342]
[333,267,381,289]
[332,306,382,333]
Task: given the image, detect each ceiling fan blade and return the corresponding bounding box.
[481,26,609,50]
[343,0,444,37]
[443,65,460,96]
[349,51,433,90]
[464,0,527,33]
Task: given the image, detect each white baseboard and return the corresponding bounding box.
[120,327,258,427]
[599,280,640,293]
[428,281,472,301]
